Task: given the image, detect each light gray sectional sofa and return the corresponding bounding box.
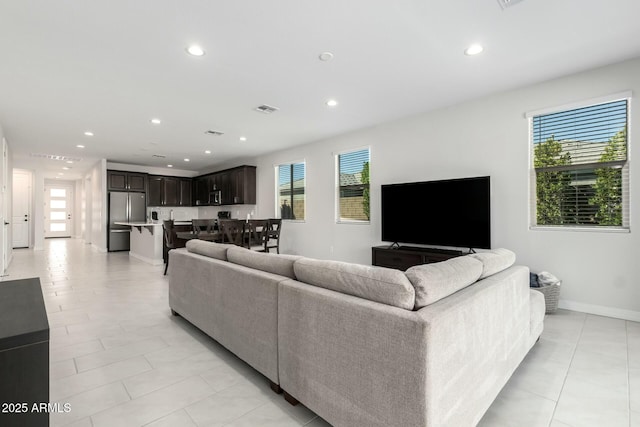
[168,241,545,427]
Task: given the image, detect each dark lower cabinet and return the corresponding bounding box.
[0,278,50,427]
[372,245,463,271]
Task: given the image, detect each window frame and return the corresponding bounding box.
[527,92,631,232]
[274,160,306,222]
[334,146,371,224]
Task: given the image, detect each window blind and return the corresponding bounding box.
[337,148,370,222]
[277,162,305,220]
[531,99,629,228]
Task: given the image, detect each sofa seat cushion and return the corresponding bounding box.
[186,240,235,261]
[293,258,415,310]
[227,246,301,279]
[406,256,483,309]
[469,248,516,279]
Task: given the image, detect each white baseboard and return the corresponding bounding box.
[558,299,640,322]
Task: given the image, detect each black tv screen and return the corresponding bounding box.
[381,176,491,249]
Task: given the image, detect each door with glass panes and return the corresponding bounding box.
[44,185,73,238]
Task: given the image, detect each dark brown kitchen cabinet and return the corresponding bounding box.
[192,165,255,206]
[179,179,192,206]
[107,170,147,192]
[193,176,211,206]
[229,166,256,204]
[148,176,163,206]
[162,177,179,206]
[148,175,190,207]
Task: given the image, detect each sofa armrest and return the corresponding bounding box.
[413,265,534,426]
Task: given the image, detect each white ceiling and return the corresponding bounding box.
[1,0,640,180]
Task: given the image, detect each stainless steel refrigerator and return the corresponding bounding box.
[108,192,146,251]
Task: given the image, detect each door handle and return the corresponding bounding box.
[4,221,9,225]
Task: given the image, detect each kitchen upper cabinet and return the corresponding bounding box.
[148,175,191,207]
[163,177,179,206]
[179,179,192,206]
[148,176,163,206]
[193,176,211,206]
[192,165,256,206]
[107,170,147,192]
[229,166,256,204]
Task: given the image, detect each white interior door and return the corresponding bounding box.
[44,185,73,238]
[12,170,31,248]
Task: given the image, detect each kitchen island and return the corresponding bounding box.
[114,222,164,266]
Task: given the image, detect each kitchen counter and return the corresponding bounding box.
[114,222,164,266]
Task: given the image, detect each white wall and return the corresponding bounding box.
[0,126,12,270]
[254,57,640,321]
[89,159,107,252]
[33,169,44,250]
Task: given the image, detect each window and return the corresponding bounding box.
[530,97,629,229]
[276,161,305,220]
[337,148,370,223]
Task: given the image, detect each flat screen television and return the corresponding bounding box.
[381,176,491,249]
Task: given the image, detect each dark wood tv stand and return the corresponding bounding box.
[372,245,464,271]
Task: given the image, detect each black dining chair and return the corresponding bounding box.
[163,220,176,275]
[245,219,269,251]
[264,218,282,253]
[218,219,246,246]
[192,219,216,233]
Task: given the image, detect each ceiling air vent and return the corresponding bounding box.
[152,154,166,158]
[255,104,279,114]
[205,130,224,136]
[497,0,525,9]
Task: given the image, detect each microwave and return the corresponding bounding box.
[209,190,221,205]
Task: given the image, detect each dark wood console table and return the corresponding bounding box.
[372,245,464,271]
[0,278,50,427]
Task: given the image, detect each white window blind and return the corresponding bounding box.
[337,148,370,222]
[276,162,305,220]
[531,98,629,228]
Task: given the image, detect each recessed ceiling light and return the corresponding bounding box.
[57,173,64,176]
[76,145,85,148]
[84,131,94,136]
[205,150,211,154]
[150,118,161,125]
[186,45,205,56]
[167,164,173,168]
[62,167,70,170]
[66,160,73,164]
[239,136,247,142]
[184,158,190,162]
[319,52,334,62]
[464,44,484,56]
[326,99,338,107]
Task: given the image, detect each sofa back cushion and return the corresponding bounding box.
[293,258,415,310]
[227,246,301,279]
[469,248,516,279]
[186,240,235,261]
[405,256,483,309]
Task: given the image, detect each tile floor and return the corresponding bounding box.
[2,238,639,426]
